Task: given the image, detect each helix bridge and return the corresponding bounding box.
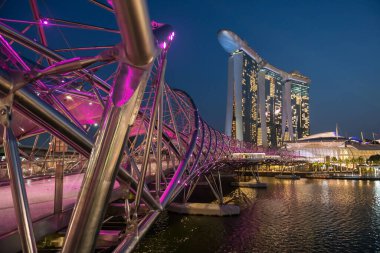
[0,1,283,252]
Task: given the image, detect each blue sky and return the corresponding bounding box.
[2,0,380,138]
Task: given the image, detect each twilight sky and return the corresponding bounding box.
[2,0,380,138]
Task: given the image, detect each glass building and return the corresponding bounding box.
[290,72,310,139]
[218,29,310,146]
[263,70,283,147]
[286,132,380,162]
[225,50,259,143]
[242,52,259,143]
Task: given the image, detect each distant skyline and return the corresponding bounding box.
[2,0,380,139]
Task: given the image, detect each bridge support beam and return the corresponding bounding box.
[54,161,64,214]
[134,57,166,218]
[113,211,160,253]
[231,163,267,188]
[62,67,151,253]
[62,0,155,252]
[204,172,224,205]
[2,105,37,253]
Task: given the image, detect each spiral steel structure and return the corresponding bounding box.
[0,1,258,252]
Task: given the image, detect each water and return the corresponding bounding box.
[135,177,380,252]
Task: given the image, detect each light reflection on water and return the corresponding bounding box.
[135,177,380,252]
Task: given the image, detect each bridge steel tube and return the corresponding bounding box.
[0,75,93,156]
[62,74,148,253]
[114,210,160,253]
[0,74,161,212]
[203,123,213,164]
[3,126,37,253]
[0,33,88,134]
[155,58,166,197]
[112,0,155,67]
[0,22,111,92]
[169,118,206,202]
[162,90,200,205]
[133,56,166,216]
[54,161,64,214]
[62,0,155,251]
[0,4,263,251]
[190,118,205,173]
[0,26,163,212]
[29,0,52,66]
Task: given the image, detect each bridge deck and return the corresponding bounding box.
[0,173,120,236]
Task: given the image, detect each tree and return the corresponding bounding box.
[312,162,318,171]
[351,157,358,170]
[345,158,350,171]
[338,158,343,172]
[331,157,337,172]
[368,154,380,165]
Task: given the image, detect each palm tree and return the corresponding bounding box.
[331,157,337,172]
[345,158,350,172]
[351,157,358,172]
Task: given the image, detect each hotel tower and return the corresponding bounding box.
[218,30,310,147]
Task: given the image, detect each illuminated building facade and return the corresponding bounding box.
[218,29,311,146]
[241,53,259,142]
[286,132,380,162]
[225,50,259,143]
[261,70,283,147]
[290,72,310,138]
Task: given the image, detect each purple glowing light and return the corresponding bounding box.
[160,41,167,49]
[168,32,175,41]
[41,19,49,25]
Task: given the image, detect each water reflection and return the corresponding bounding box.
[135,177,380,252]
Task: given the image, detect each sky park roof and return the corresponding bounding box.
[217,29,310,83]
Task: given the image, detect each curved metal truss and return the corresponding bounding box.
[0,1,256,252]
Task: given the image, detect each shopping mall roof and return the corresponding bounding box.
[297,132,346,142]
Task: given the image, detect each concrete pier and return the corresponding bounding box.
[168,202,240,216]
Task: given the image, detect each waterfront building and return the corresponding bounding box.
[225,50,259,143]
[286,132,380,162]
[218,30,311,146]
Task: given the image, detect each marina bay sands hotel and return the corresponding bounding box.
[218,29,311,147]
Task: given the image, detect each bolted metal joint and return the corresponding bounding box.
[112,44,156,70]
[0,105,11,127]
[112,0,155,68]
[0,93,14,128]
[4,69,32,93]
